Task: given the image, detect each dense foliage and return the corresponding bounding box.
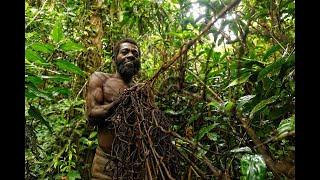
[25,0,295,179]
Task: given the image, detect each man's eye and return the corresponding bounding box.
[121,50,128,55]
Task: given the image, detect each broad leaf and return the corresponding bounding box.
[51,19,64,43]
[237,95,256,110]
[31,43,55,53]
[28,106,53,133]
[257,57,286,82]
[25,49,45,63]
[67,170,81,180]
[25,83,54,101]
[277,115,295,135]
[25,75,44,85]
[249,95,279,119]
[226,73,252,88]
[263,44,281,61]
[55,60,85,77]
[240,154,266,180]
[59,41,84,51]
[196,123,219,140]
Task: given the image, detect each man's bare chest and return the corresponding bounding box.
[102,79,129,101]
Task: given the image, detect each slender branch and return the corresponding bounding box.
[238,116,281,179]
[177,149,209,180]
[26,0,49,29]
[148,0,241,86]
[186,68,224,103]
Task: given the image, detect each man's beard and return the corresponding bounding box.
[115,59,141,78]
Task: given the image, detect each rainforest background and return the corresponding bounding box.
[25,0,295,179]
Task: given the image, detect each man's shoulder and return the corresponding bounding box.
[90,72,111,79]
[88,72,112,85]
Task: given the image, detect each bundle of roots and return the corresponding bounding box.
[105,84,185,179]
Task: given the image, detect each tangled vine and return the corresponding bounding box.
[104,84,185,179]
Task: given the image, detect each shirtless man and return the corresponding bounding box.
[86,38,142,179]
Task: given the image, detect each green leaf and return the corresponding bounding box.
[31,43,55,53]
[55,60,84,77]
[257,57,286,81]
[277,115,295,134]
[28,106,53,133]
[187,114,201,125]
[196,123,219,140]
[230,147,252,153]
[89,132,97,139]
[25,49,46,63]
[67,170,81,180]
[59,41,83,51]
[25,75,44,85]
[249,95,279,119]
[207,101,219,107]
[207,132,218,141]
[237,95,256,110]
[51,19,64,43]
[25,83,54,101]
[263,44,281,61]
[40,74,71,82]
[240,154,266,180]
[226,73,252,89]
[25,91,37,99]
[79,137,89,145]
[225,101,234,113]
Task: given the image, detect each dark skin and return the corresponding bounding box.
[86,42,143,154]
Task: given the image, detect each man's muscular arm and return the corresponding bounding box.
[86,72,120,126]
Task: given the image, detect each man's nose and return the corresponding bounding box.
[126,52,135,59]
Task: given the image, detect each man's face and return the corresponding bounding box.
[114,42,141,77]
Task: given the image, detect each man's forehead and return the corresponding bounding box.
[119,42,139,50]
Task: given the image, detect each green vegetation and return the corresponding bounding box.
[25,0,295,179]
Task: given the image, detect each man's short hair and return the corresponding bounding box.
[113,38,141,59]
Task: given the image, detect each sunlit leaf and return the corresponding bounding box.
[277,115,295,134]
[31,43,55,53]
[89,132,97,139]
[40,74,71,82]
[25,49,46,63]
[59,41,83,51]
[51,19,64,43]
[230,146,252,153]
[240,154,266,180]
[207,132,219,141]
[237,95,256,110]
[226,73,252,88]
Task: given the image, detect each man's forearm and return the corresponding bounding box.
[87,99,121,126]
